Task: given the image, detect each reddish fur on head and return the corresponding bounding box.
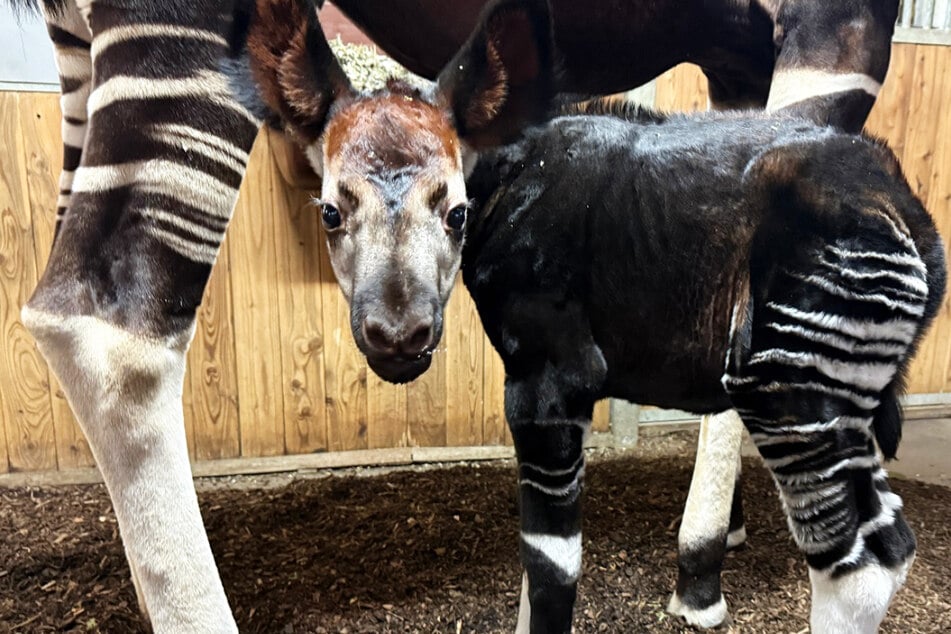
[325,91,460,171]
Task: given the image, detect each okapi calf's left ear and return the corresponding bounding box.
[247,0,354,143]
[436,0,557,149]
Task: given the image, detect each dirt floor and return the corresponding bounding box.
[1,432,950,633]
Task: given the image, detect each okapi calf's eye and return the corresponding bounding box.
[318,202,342,230]
[446,204,468,237]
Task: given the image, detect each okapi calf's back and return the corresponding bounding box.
[462,106,945,633]
[250,0,945,631]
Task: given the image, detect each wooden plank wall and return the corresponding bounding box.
[0,92,611,473]
[654,42,951,396]
[2,41,948,473]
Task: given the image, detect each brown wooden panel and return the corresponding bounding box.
[186,242,241,461]
[482,334,510,445]
[0,93,56,472]
[367,372,407,449]
[267,129,330,455]
[654,63,709,113]
[407,350,447,447]
[229,132,287,456]
[445,280,485,446]
[866,44,917,158]
[318,227,369,452]
[895,45,948,393]
[16,92,95,469]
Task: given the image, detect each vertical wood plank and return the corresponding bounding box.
[866,43,917,158]
[268,129,329,455]
[406,350,447,448]
[366,372,407,449]
[897,45,946,393]
[654,63,709,113]
[0,93,57,472]
[444,280,484,447]
[591,399,610,433]
[482,334,510,445]
[186,241,241,460]
[916,46,951,394]
[228,132,286,457]
[17,92,94,469]
[318,228,369,452]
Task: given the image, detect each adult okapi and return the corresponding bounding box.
[6,0,901,631]
[249,0,944,632]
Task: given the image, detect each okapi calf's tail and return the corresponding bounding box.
[744,131,946,460]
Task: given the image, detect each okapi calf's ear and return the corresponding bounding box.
[248,0,353,143]
[436,0,557,149]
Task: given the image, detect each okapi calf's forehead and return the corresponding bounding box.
[324,84,462,173]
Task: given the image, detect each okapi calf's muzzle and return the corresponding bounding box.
[351,281,442,384]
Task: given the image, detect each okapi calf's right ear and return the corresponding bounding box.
[436,0,557,150]
[248,0,354,144]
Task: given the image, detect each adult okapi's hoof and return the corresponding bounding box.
[667,592,730,629]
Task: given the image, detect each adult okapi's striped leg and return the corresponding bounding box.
[667,409,744,628]
[724,231,933,633]
[42,2,92,232]
[21,1,261,630]
[507,387,590,634]
[764,1,900,132]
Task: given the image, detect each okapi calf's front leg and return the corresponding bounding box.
[21,0,262,629]
[508,378,592,634]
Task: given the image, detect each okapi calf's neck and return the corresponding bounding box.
[252,0,945,632]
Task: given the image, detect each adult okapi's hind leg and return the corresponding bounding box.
[21,0,262,630]
[723,140,945,633]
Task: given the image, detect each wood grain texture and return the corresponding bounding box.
[0,93,57,472]
[367,371,407,449]
[866,44,917,158]
[228,132,287,457]
[444,280,484,446]
[482,334,510,446]
[267,129,330,455]
[16,92,94,469]
[318,218,369,452]
[896,45,947,393]
[186,242,241,460]
[406,348,447,448]
[654,63,709,113]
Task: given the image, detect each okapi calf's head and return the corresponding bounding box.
[249,0,555,382]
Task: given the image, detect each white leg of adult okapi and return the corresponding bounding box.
[667,409,744,628]
[22,1,261,630]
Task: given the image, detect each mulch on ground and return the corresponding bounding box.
[2,435,949,633]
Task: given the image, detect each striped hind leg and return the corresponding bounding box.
[724,239,929,633]
[668,408,744,628]
[22,1,261,630]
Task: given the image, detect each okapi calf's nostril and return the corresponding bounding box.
[361,315,434,358]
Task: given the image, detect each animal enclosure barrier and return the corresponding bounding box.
[1,40,950,475]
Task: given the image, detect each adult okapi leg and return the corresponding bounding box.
[667,409,744,628]
[21,1,261,630]
[765,0,900,132]
[43,2,92,233]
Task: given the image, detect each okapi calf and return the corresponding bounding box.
[251,0,946,632]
